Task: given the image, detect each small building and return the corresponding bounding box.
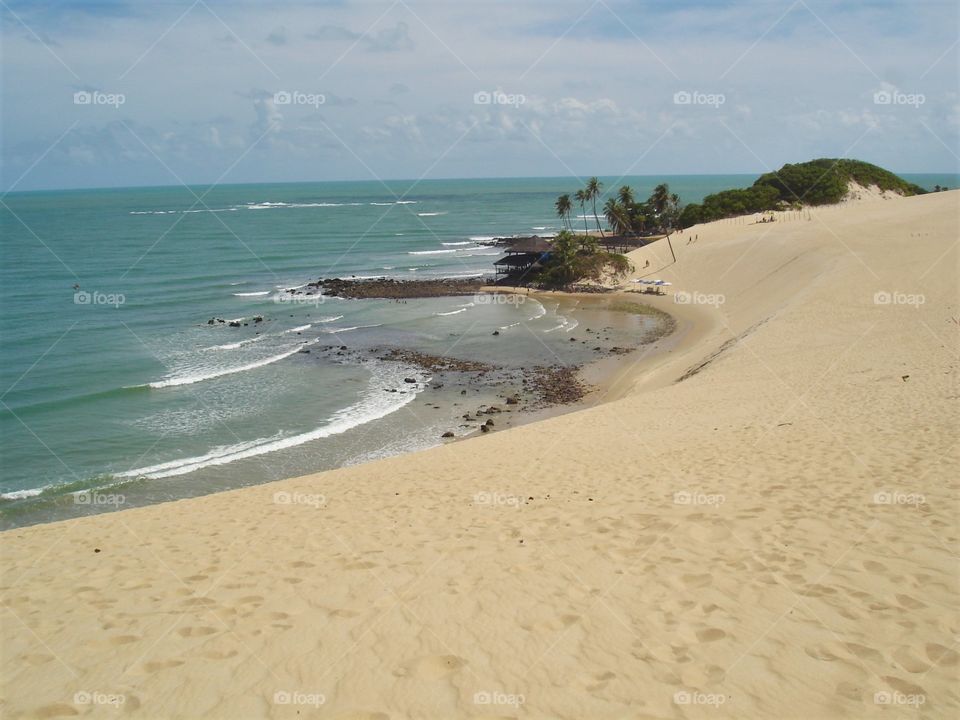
[493,237,553,281]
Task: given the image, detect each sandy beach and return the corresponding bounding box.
[1,190,957,718]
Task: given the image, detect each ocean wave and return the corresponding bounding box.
[244,201,363,210]
[146,340,316,388]
[204,335,267,351]
[317,315,344,323]
[0,487,47,500]
[417,211,446,217]
[442,241,474,246]
[116,362,425,479]
[498,321,522,330]
[233,290,270,297]
[322,323,382,333]
[285,324,312,333]
[526,299,546,320]
[434,308,467,316]
[408,249,456,255]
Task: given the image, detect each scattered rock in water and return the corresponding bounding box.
[404,377,417,384]
[480,424,491,433]
[319,277,487,300]
[228,321,241,327]
[441,431,455,438]
[485,419,494,427]
[505,396,519,405]
[492,330,500,336]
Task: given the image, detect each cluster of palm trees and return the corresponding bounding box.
[555,180,681,238]
[554,177,604,236]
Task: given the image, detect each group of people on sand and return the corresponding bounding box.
[756,215,777,223]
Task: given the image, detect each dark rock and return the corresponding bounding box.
[492,330,500,336]
[441,431,455,438]
[485,419,494,427]
[404,377,417,384]
[228,321,241,327]
[480,424,491,433]
[505,396,519,405]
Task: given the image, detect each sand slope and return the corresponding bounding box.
[1,191,957,719]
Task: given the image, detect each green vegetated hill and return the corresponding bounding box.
[679,159,927,227]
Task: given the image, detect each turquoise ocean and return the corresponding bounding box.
[2,173,954,528]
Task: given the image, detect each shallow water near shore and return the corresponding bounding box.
[1,175,948,529]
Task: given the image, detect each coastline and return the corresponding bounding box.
[2,191,956,718]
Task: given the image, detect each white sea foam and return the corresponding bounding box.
[204,335,268,351]
[118,363,423,479]
[408,249,456,255]
[442,241,473,246]
[233,290,270,297]
[1,487,46,500]
[417,211,446,217]
[434,308,467,316]
[285,324,312,333]
[322,323,382,333]
[147,340,317,388]
[526,299,546,320]
[317,315,344,323]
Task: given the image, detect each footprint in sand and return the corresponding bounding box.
[844,642,884,663]
[696,628,726,642]
[805,644,839,662]
[143,659,185,672]
[21,653,54,666]
[394,655,466,680]
[109,635,140,645]
[893,647,931,673]
[926,643,959,666]
[895,594,926,610]
[29,703,79,718]
[177,626,217,638]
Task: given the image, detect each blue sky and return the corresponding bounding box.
[2,0,957,191]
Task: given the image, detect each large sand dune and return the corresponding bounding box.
[2,191,957,719]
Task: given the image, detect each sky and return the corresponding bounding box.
[1,0,958,191]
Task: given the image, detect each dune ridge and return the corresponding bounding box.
[1,191,957,719]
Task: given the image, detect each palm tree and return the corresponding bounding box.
[574,189,589,235]
[603,197,629,236]
[618,185,635,207]
[555,194,573,230]
[585,177,604,237]
[650,183,671,217]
